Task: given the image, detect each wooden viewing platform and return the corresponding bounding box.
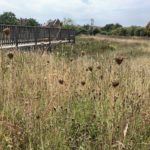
[0,24,75,49]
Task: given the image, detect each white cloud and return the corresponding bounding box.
[0,0,150,26]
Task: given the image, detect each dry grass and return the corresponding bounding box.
[0,37,150,149]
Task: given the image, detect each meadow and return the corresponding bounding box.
[0,36,150,150]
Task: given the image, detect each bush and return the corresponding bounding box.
[93,28,100,35]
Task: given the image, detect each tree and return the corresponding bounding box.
[93,28,100,35]
[26,18,39,26]
[0,12,18,25]
[63,18,74,26]
[146,21,150,29]
[111,27,127,36]
[126,26,136,36]
[102,23,122,32]
[62,18,75,29]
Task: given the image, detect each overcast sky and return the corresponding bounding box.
[0,0,149,26]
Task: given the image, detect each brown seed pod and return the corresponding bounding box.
[115,57,124,65]
[112,80,119,88]
[7,53,14,59]
[3,28,11,36]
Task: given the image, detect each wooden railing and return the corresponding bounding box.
[0,24,75,48]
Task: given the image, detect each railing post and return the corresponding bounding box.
[73,30,75,44]
[15,26,18,48]
[49,28,51,44]
[68,29,70,43]
[34,27,37,48]
[59,28,61,40]
[47,28,51,52]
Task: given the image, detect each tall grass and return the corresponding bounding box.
[0,36,150,149]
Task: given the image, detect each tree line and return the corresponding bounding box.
[0,12,39,26]
[75,23,150,37]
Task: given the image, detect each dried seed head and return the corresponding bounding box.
[36,115,40,119]
[87,66,93,72]
[92,114,96,119]
[70,58,73,62]
[86,68,88,71]
[81,51,85,56]
[7,53,14,59]
[3,28,11,36]
[92,89,95,92]
[100,75,103,80]
[53,107,57,111]
[58,79,64,85]
[81,81,86,86]
[115,57,124,65]
[114,95,118,103]
[97,65,101,70]
[112,80,119,88]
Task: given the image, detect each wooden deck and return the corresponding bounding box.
[1,40,73,49]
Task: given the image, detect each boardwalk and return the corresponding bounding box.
[0,24,75,49]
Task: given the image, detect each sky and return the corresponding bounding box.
[0,0,150,26]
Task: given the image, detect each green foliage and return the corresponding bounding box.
[101,23,122,32]
[76,27,88,35]
[0,12,40,26]
[93,28,100,35]
[26,18,39,26]
[0,12,18,25]
[62,18,75,29]
[111,27,127,36]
